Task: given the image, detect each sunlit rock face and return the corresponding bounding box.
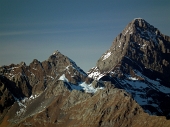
[88,18,170,118]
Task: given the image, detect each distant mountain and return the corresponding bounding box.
[0,50,107,126]
[1,19,170,127]
[88,18,170,118]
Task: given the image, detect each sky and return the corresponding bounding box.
[0,0,170,72]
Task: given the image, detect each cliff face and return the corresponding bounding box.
[88,18,170,118]
[89,18,170,81]
[1,19,170,127]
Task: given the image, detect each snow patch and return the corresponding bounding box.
[134,94,147,105]
[59,74,68,82]
[12,96,27,116]
[80,82,97,93]
[32,68,37,70]
[29,94,39,100]
[58,74,104,93]
[65,65,71,74]
[47,75,54,80]
[12,94,40,116]
[88,67,104,80]
[52,51,59,55]
[115,69,170,115]
[123,26,133,36]
[134,70,170,94]
[102,51,111,61]
[128,77,138,80]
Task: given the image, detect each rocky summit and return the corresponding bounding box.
[1,19,170,127]
[88,18,170,118]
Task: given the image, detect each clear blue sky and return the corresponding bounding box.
[0,0,170,72]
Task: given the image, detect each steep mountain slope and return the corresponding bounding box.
[1,71,170,127]
[1,19,170,127]
[9,83,170,127]
[0,51,104,126]
[88,18,170,118]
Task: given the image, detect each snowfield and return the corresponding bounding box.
[59,74,104,93]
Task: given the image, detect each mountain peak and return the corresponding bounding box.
[48,50,65,63]
[52,50,60,55]
[122,18,155,36]
[133,18,151,27]
[88,18,170,118]
[133,18,152,28]
[134,17,143,20]
[133,17,145,22]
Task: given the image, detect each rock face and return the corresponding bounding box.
[88,18,170,118]
[0,51,104,127]
[0,19,170,127]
